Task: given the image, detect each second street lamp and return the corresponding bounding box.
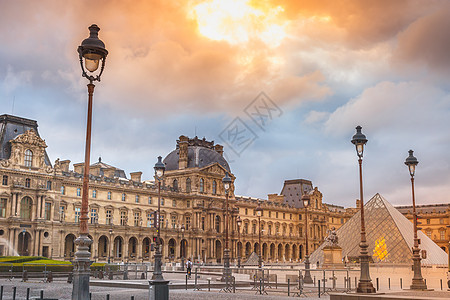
[221,172,232,292]
[73,24,108,300]
[405,150,427,290]
[181,224,185,272]
[149,156,169,300]
[302,192,313,284]
[255,203,263,269]
[351,126,376,293]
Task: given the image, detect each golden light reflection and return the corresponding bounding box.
[189,0,288,47]
[373,237,389,261]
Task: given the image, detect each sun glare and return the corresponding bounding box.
[189,0,288,47]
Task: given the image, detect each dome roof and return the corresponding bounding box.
[164,146,230,172]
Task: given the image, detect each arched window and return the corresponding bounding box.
[186,178,191,193]
[215,215,221,233]
[173,179,178,191]
[199,178,204,193]
[20,197,33,220]
[24,149,33,167]
[212,180,217,195]
[25,178,31,188]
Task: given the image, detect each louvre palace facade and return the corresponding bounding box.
[0,114,448,264]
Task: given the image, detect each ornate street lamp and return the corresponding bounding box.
[73,24,108,300]
[302,192,313,284]
[236,216,242,268]
[149,156,169,299]
[221,172,232,292]
[181,224,185,272]
[108,228,113,264]
[351,126,375,293]
[255,203,263,269]
[405,150,427,290]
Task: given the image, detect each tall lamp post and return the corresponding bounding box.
[180,224,185,271]
[405,150,428,290]
[108,228,113,264]
[221,172,232,292]
[236,216,242,268]
[302,192,313,284]
[351,126,376,293]
[149,156,169,299]
[73,24,108,300]
[255,203,263,269]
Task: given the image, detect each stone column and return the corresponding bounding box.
[138,238,143,261]
[10,193,16,216]
[15,193,21,217]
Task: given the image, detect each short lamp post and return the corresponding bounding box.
[405,150,428,290]
[302,192,313,284]
[73,24,108,300]
[181,224,185,271]
[149,156,169,300]
[255,203,263,269]
[351,126,376,293]
[22,229,26,256]
[236,216,242,268]
[221,172,232,292]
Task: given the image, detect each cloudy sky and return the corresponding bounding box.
[1,0,449,208]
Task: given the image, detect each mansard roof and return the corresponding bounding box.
[0,114,51,166]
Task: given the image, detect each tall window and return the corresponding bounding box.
[161,198,164,206]
[122,193,126,201]
[59,206,65,221]
[244,223,248,234]
[201,217,205,230]
[268,225,272,235]
[147,213,153,227]
[24,149,33,167]
[106,210,112,225]
[135,195,139,203]
[75,207,81,223]
[2,175,8,185]
[77,188,81,197]
[20,197,32,220]
[426,219,431,225]
[44,202,51,220]
[440,230,445,240]
[92,190,97,198]
[299,227,302,237]
[186,216,191,230]
[173,179,178,191]
[186,200,190,208]
[160,214,165,228]
[0,198,7,217]
[148,196,152,204]
[107,191,111,200]
[46,181,52,190]
[275,224,279,234]
[199,178,204,193]
[212,180,217,194]
[426,230,432,238]
[171,215,177,228]
[120,211,127,226]
[252,223,256,234]
[61,186,65,195]
[25,178,31,188]
[134,212,140,226]
[172,199,177,207]
[186,178,191,193]
[90,208,97,224]
[215,215,221,232]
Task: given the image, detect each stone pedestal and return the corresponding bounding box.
[149,279,169,300]
[323,246,344,269]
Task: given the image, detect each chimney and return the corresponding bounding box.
[103,167,115,178]
[60,160,70,172]
[178,135,189,169]
[214,144,224,156]
[73,163,84,174]
[356,199,361,209]
[130,172,142,183]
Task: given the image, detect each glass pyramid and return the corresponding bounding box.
[310,193,447,266]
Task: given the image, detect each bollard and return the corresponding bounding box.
[388,278,390,290]
[314,276,316,287]
[318,280,321,298]
[12,287,16,300]
[354,277,357,288]
[131,296,134,300]
[185,274,188,290]
[233,276,236,293]
[440,279,442,290]
[424,278,426,285]
[67,272,73,284]
[106,295,110,300]
[287,278,290,296]
[23,270,28,282]
[109,271,114,280]
[89,292,92,299]
[208,278,211,291]
[26,287,30,300]
[47,271,53,283]
[0,285,3,300]
[40,290,43,300]
[400,278,402,289]
[376,278,379,291]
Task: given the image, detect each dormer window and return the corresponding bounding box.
[212,180,217,195]
[24,149,33,167]
[173,179,178,191]
[186,178,191,193]
[199,178,204,193]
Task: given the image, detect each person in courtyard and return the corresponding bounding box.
[186,258,193,279]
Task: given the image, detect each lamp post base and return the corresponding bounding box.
[71,235,92,300]
[149,279,169,300]
[303,255,313,284]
